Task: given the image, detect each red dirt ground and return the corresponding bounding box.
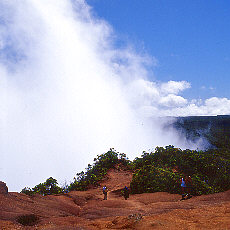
[0,167,230,229]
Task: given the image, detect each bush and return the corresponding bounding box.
[17,214,39,226]
[130,166,181,194]
[68,148,131,191]
[21,177,63,196]
[130,146,230,195]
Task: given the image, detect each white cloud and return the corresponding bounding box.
[159,94,188,108]
[200,86,215,91]
[160,80,191,95]
[201,86,206,90]
[129,78,230,117]
[155,97,230,117]
[126,79,189,111]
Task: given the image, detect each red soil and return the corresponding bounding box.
[0,167,230,229]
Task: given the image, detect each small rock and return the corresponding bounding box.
[128,213,142,221]
[0,181,8,194]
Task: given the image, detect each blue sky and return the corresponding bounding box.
[87,0,230,101]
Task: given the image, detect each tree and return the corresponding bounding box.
[21,177,63,196]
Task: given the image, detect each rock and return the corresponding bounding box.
[0,181,8,194]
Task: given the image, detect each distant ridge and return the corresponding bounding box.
[169,115,230,148]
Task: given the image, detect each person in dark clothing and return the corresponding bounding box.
[123,186,129,200]
[103,185,108,200]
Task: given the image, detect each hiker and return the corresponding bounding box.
[103,185,108,200]
[185,176,193,198]
[180,177,186,200]
[123,186,129,200]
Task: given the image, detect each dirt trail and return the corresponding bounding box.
[0,167,230,229]
[99,167,132,199]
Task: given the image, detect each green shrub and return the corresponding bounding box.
[130,166,181,194]
[21,177,63,196]
[68,148,131,191]
[130,146,230,195]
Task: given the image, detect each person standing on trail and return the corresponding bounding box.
[180,177,186,200]
[123,186,129,200]
[185,176,193,198]
[103,185,108,200]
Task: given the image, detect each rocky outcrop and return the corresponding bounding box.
[0,181,8,194]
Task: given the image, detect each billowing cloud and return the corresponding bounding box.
[0,0,197,191]
[0,0,229,191]
[126,78,229,117]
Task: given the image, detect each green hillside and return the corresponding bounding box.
[130,145,230,195]
[172,115,230,149]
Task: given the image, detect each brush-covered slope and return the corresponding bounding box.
[172,115,230,149]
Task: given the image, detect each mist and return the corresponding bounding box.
[0,0,201,191]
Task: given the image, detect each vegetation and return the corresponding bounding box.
[21,116,230,197]
[68,148,130,191]
[21,149,130,195]
[21,145,230,197]
[21,177,63,196]
[17,214,39,226]
[173,115,230,150]
[130,145,230,195]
